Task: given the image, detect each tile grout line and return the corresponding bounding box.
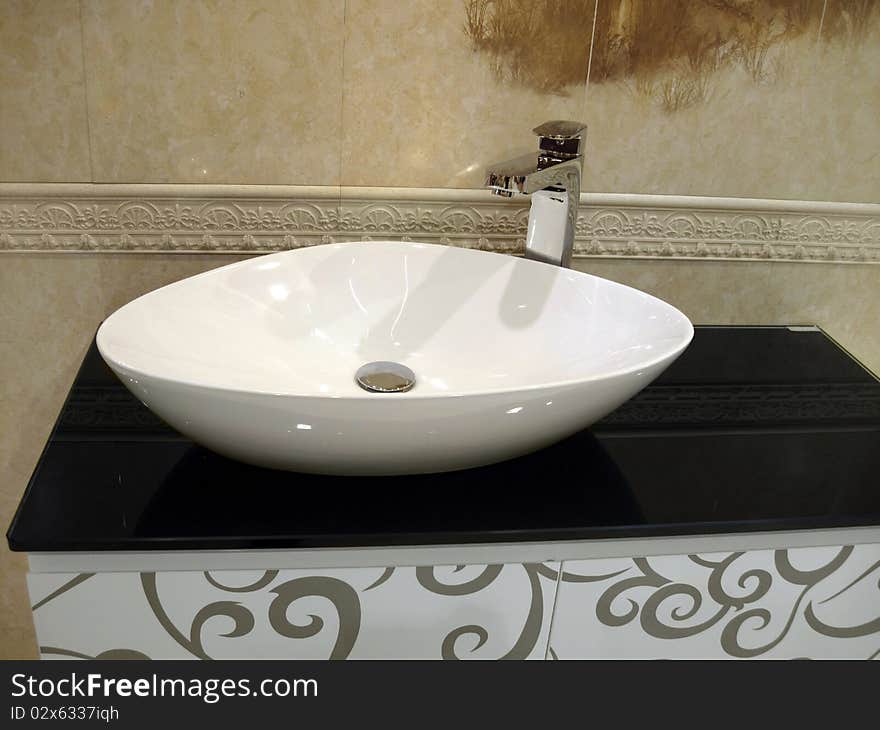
[76,0,95,183]
[337,0,349,218]
[582,0,600,110]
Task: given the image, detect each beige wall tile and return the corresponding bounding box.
[760,263,880,373]
[580,0,880,202]
[573,258,880,374]
[2,0,877,201]
[341,0,591,188]
[0,0,91,182]
[573,258,774,326]
[81,0,344,184]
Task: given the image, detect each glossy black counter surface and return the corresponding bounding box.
[8,326,880,552]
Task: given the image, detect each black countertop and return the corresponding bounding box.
[8,326,880,552]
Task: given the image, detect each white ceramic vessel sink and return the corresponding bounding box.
[97,241,693,475]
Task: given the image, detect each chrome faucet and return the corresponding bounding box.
[485,120,586,268]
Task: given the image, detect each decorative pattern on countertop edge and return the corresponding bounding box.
[1,184,878,263]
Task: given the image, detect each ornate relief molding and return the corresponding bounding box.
[1,183,878,263]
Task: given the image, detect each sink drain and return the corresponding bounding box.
[355,361,416,393]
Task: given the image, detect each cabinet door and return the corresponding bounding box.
[548,544,880,659]
[28,562,559,660]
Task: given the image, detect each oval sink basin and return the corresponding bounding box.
[97,241,693,475]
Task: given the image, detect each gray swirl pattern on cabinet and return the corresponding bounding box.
[26,545,880,659]
[550,545,880,659]
[29,563,560,660]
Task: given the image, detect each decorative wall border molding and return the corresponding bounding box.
[1,184,878,263]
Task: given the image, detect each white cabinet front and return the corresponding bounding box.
[548,544,880,659]
[28,562,559,660]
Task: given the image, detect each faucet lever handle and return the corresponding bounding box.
[532,120,587,139]
[533,120,587,158]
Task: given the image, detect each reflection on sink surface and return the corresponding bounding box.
[97,241,693,474]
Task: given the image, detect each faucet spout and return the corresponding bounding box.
[485,120,586,268]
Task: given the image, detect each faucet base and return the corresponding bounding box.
[525,189,573,268]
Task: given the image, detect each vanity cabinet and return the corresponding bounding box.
[27,562,559,660]
[26,541,880,660]
[548,544,880,660]
[11,327,880,660]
